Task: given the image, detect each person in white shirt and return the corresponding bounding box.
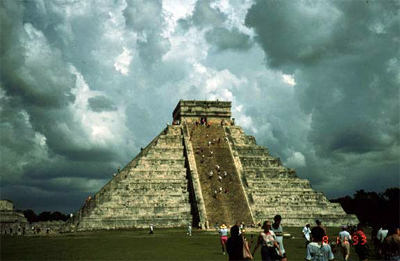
[219,224,229,255]
[303,224,311,247]
[149,224,154,235]
[377,224,389,255]
[338,225,352,260]
[253,221,282,260]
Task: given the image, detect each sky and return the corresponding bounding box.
[0,0,399,214]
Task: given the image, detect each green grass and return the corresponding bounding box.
[1,227,379,260]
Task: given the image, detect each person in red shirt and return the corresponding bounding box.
[353,223,370,261]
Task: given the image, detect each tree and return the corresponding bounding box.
[383,187,400,201]
[50,211,68,221]
[23,209,38,223]
[37,211,52,222]
[331,187,399,227]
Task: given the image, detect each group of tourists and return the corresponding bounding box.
[217,215,287,261]
[214,217,400,261]
[191,121,235,199]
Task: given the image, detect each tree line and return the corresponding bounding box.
[330,187,399,227]
[22,209,69,223]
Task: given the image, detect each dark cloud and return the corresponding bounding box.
[88,96,117,112]
[245,0,399,161]
[205,27,252,51]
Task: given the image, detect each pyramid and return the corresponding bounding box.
[73,100,358,230]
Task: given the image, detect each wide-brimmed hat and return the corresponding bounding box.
[220,224,227,229]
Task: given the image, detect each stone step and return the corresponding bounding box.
[145,148,184,157]
[128,170,186,175]
[230,136,257,146]
[100,193,186,201]
[251,194,326,202]
[126,171,187,179]
[77,217,191,229]
[138,158,185,166]
[242,166,287,171]
[253,208,347,216]
[155,135,183,144]
[234,146,270,156]
[251,205,345,213]
[133,165,186,171]
[246,180,311,189]
[252,216,357,227]
[248,188,316,193]
[119,178,187,184]
[246,177,310,183]
[165,126,182,135]
[91,207,191,217]
[99,200,188,208]
[97,188,187,196]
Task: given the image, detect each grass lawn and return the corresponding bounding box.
[1,227,378,260]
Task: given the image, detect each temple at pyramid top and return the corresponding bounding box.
[72,100,359,231]
[173,100,232,124]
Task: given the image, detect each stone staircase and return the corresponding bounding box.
[188,124,253,227]
[74,125,192,230]
[226,126,359,226]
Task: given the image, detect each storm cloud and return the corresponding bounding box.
[0,0,398,213]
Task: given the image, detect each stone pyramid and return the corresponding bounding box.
[73,100,358,230]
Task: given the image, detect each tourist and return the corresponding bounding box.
[227,226,254,260]
[219,224,229,255]
[382,225,400,260]
[149,224,154,235]
[303,224,311,247]
[215,222,219,230]
[338,225,352,261]
[252,220,281,261]
[226,225,244,260]
[353,223,370,261]
[271,215,287,261]
[315,220,327,236]
[239,222,244,233]
[306,226,334,261]
[187,224,192,236]
[377,223,389,256]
